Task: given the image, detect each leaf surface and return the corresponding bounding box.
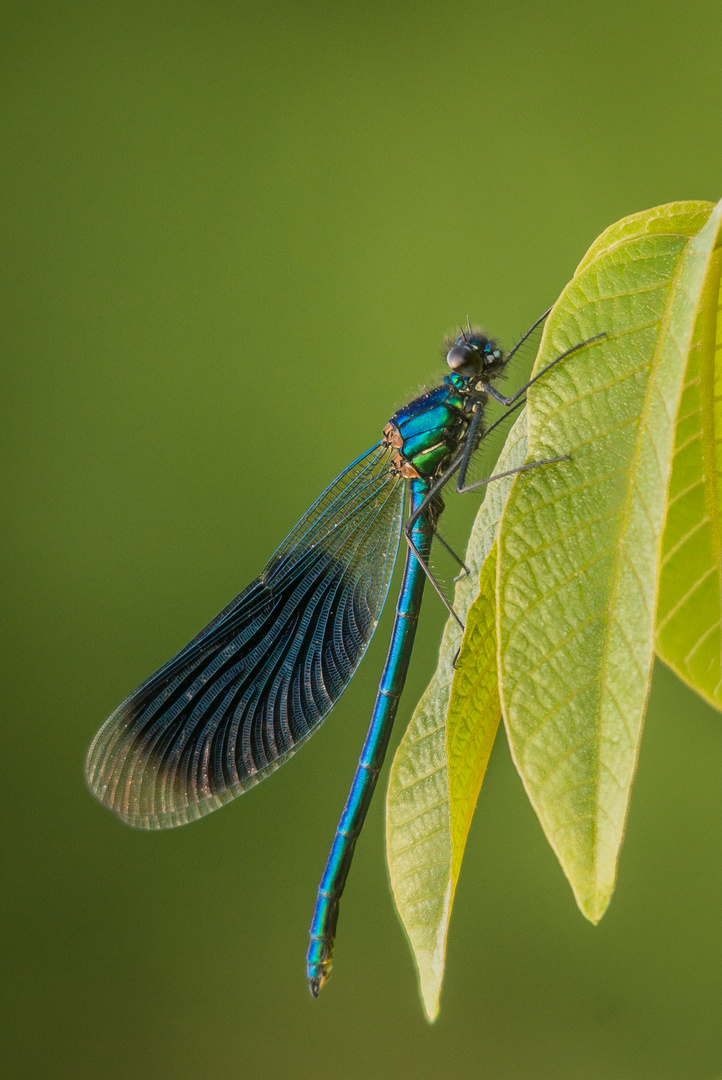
[447,542,500,890]
[497,199,722,922]
[386,411,526,1020]
[656,251,722,709]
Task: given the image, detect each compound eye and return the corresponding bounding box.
[446,344,477,373]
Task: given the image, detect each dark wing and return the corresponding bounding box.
[85,444,405,829]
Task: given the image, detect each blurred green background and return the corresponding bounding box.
[3,2,722,1077]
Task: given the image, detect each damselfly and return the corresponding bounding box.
[85,313,600,995]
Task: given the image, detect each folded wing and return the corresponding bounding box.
[86,445,405,828]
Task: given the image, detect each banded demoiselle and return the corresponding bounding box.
[85,315,600,995]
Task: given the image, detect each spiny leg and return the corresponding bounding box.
[457,330,606,491]
[501,306,551,365]
[403,317,565,549]
[479,331,606,410]
[404,330,605,624]
[404,449,569,625]
[456,396,526,491]
[403,454,467,629]
[434,530,470,578]
[457,455,570,494]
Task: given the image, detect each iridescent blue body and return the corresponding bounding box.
[307,478,433,993]
[306,376,480,992]
[85,327,509,997]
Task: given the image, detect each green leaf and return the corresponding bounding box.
[497,198,722,923]
[386,410,527,1021]
[447,542,501,887]
[656,250,722,709]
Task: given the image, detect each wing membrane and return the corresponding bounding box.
[86,444,405,829]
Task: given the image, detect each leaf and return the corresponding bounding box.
[497,198,722,923]
[656,250,722,709]
[386,410,527,1021]
[447,543,501,887]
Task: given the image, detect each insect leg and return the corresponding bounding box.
[501,306,551,365]
[481,332,606,407]
[434,530,469,576]
[403,454,469,628]
[456,455,570,494]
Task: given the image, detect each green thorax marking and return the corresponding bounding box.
[383,375,471,479]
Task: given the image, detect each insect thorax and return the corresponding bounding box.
[382,376,473,479]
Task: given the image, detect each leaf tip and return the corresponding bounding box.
[421,988,440,1024]
[575,884,614,925]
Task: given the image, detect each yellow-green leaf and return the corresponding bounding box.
[656,251,722,709]
[447,542,501,887]
[497,199,722,923]
[386,410,526,1021]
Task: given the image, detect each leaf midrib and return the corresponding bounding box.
[589,234,690,903]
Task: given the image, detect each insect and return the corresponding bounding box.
[85,313,600,995]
